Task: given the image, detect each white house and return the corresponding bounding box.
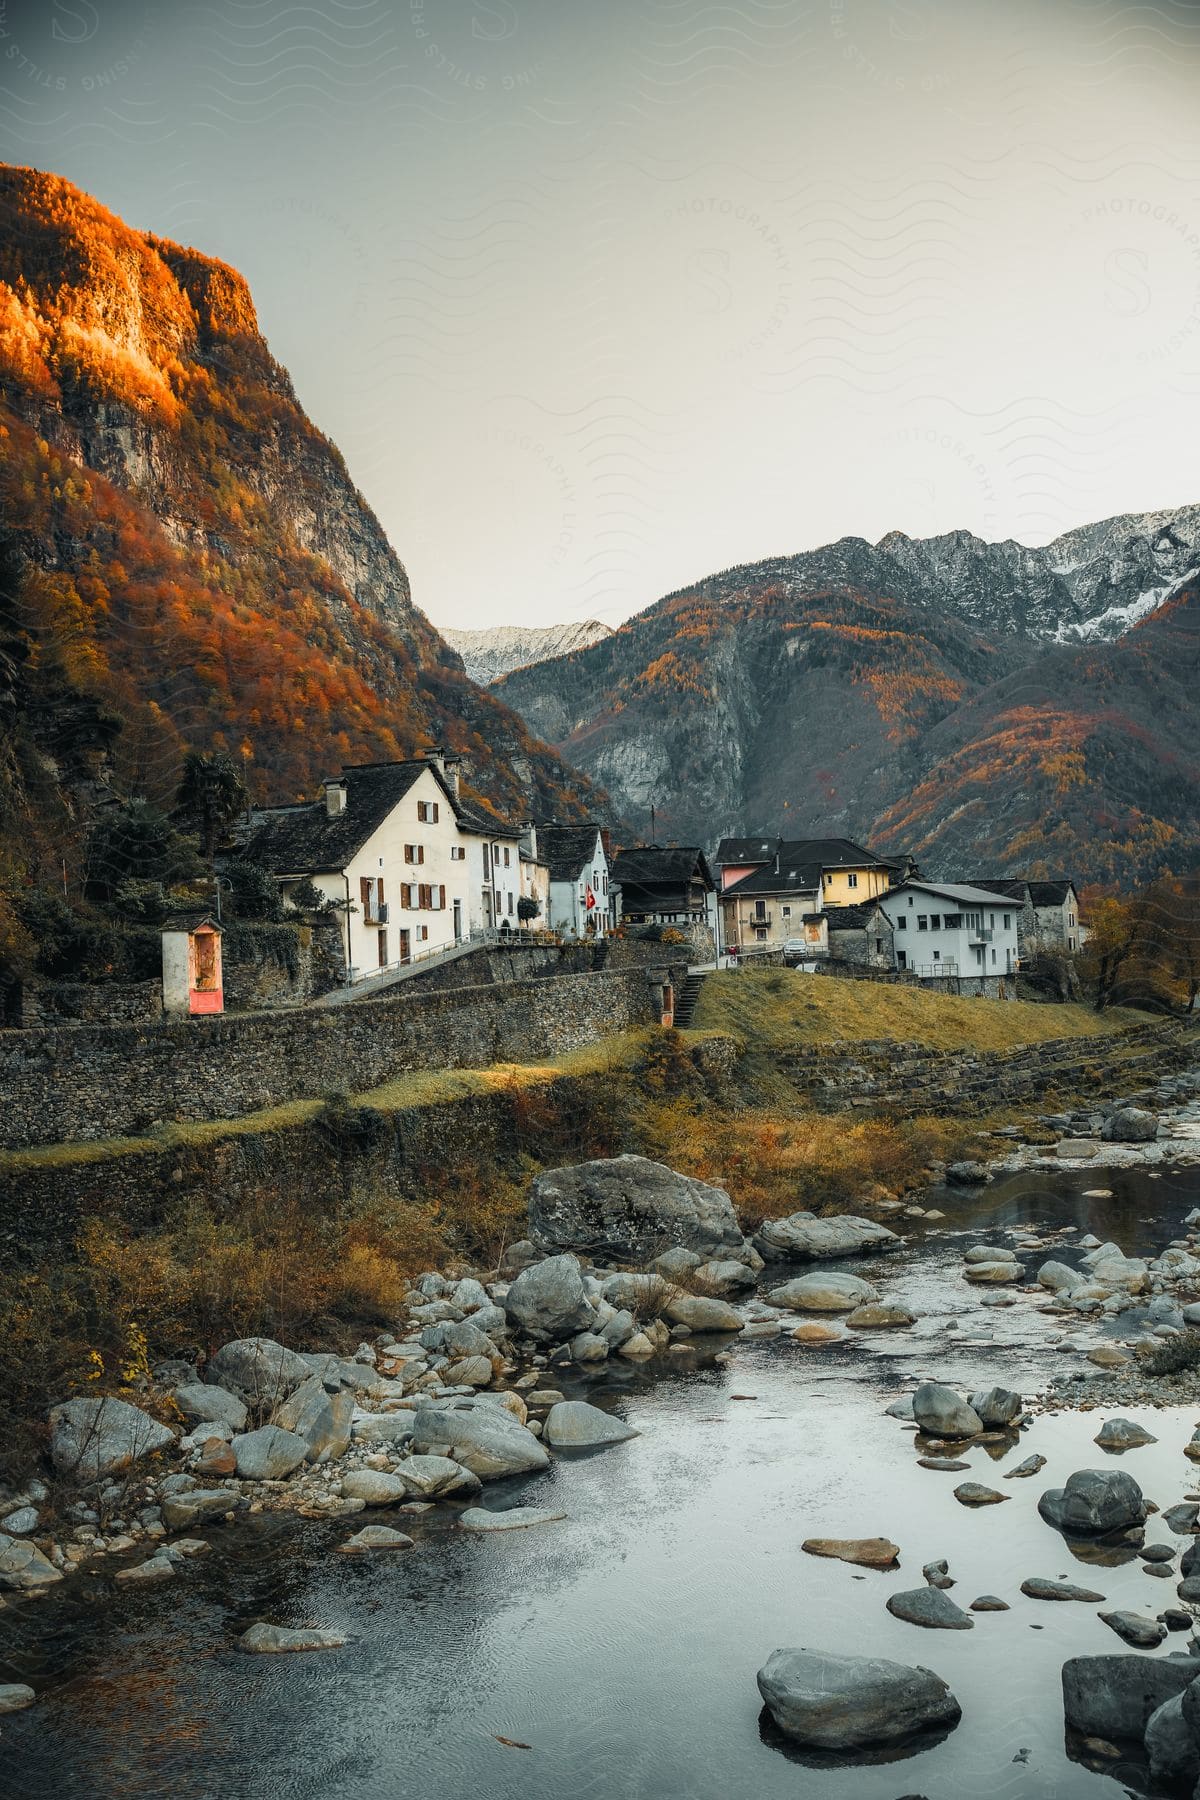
[878,880,1021,990]
[456,801,525,935]
[541,824,615,936]
[239,756,472,978]
[519,822,551,928]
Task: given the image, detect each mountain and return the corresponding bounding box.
[494,525,1200,888]
[442,620,614,686]
[0,165,601,838]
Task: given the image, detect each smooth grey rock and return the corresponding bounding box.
[173,1382,248,1433]
[1166,1503,1200,1535]
[350,1413,415,1446]
[570,1331,609,1363]
[1100,1611,1167,1648]
[663,1294,744,1333]
[393,1455,481,1500]
[1062,1654,1200,1738]
[767,1272,877,1313]
[338,1525,413,1552]
[0,1684,35,1713]
[970,1595,1009,1611]
[1094,1418,1157,1452]
[0,1533,62,1592]
[954,1483,1008,1507]
[912,1383,983,1440]
[161,1488,237,1530]
[239,1623,345,1654]
[963,1245,1018,1265]
[756,1648,961,1748]
[886,1587,974,1629]
[1038,1468,1147,1535]
[1,1507,38,1536]
[418,1320,498,1360]
[543,1401,639,1448]
[529,1154,743,1262]
[1037,1260,1083,1293]
[114,1553,174,1586]
[754,1212,901,1262]
[503,1255,595,1342]
[1005,1453,1047,1479]
[340,1471,407,1506]
[1101,1107,1159,1143]
[272,1376,353,1463]
[693,1258,758,1297]
[1146,1692,1200,1786]
[410,1396,550,1478]
[206,1338,312,1407]
[1021,1578,1106,1602]
[459,1506,566,1531]
[231,1424,309,1482]
[969,1386,1023,1428]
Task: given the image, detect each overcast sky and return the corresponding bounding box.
[2,0,1199,630]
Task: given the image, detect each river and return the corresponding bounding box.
[5,1160,1200,1800]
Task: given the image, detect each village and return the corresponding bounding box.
[127,750,1089,1023]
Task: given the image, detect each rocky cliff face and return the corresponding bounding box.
[442,620,614,686]
[0,164,601,828]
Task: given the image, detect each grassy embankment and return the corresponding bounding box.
[0,974,1149,1479]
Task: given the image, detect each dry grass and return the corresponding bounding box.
[690,969,1148,1054]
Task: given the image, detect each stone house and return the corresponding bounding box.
[540,824,616,936]
[878,879,1021,989]
[967,877,1085,957]
[821,900,896,969]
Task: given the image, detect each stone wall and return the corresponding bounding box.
[0,965,675,1150]
[778,1020,1189,1114]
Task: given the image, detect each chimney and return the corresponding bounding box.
[431,747,461,797]
[774,834,782,877]
[324,779,347,818]
[521,820,539,863]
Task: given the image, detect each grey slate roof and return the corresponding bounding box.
[714,835,900,870]
[237,760,458,875]
[455,800,522,839]
[722,861,823,898]
[823,901,890,930]
[541,824,604,883]
[1028,880,1078,907]
[886,879,1019,907]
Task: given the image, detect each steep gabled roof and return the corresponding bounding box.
[541,823,604,883]
[823,901,890,930]
[238,760,456,874]
[713,834,898,870]
[610,845,714,913]
[722,861,823,898]
[1028,879,1078,907]
[965,878,1031,901]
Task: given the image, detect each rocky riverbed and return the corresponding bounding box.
[5,1081,1200,1797]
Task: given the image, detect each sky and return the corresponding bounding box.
[1,0,1199,632]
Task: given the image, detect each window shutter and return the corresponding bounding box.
[432,802,439,823]
[378,877,385,904]
[439,884,446,909]
[400,883,411,909]
[359,876,371,907]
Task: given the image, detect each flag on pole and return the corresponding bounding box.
[585,884,597,911]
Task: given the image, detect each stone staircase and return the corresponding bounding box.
[674,972,707,1029]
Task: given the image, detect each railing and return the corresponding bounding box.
[969,927,993,943]
[913,960,959,977]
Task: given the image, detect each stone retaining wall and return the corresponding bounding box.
[0,965,677,1150]
[779,1020,1189,1114]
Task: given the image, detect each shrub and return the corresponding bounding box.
[1143,1333,1200,1377]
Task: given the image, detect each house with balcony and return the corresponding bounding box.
[719,853,824,953]
[456,801,525,935]
[237,754,471,979]
[714,834,909,956]
[877,879,1021,992]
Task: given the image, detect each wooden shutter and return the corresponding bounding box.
[360,876,371,907]
[439,884,446,909]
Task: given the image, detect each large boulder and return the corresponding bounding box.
[543,1401,639,1448]
[393,1455,481,1500]
[173,1382,248,1433]
[663,1294,745,1333]
[1038,1468,1147,1536]
[1102,1107,1159,1143]
[205,1338,312,1407]
[767,1272,877,1313]
[49,1397,175,1481]
[886,1588,974,1630]
[1062,1654,1200,1738]
[912,1383,983,1440]
[754,1213,900,1262]
[969,1387,1023,1429]
[410,1396,550,1479]
[1145,1692,1200,1787]
[756,1648,961,1750]
[272,1376,354,1463]
[231,1424,309,1481]
[528,1154,743,1263]
[503,1255,595,1342]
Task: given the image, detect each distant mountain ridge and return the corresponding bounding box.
[442,620,614,685]
[494,504,1200,888]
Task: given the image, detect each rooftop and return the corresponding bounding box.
[237,759,458,874]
